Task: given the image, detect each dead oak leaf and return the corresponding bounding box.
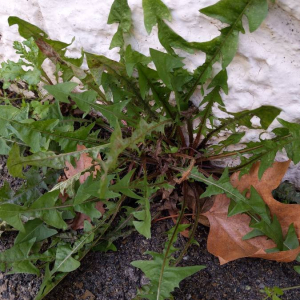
[64,145,105,230]
[203,160,300,265]
[65,144,100,183]
[231,160,300,234]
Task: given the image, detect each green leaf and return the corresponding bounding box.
[229,187,270,225]
[93,240,117,252]
[53,122,96,153]
[53,244,81,273]
[7,143,108,178]
[221,28,239,69]
[220,132,245,148]
[0,106,23,136]
[132,259,203,300]
[11,119,59,153]
[202,105,281,152]
[189,168,285,250]
[201,87,224,108]
[0,238,51,276]
[242,228,264,240]
[8,16,48,39]
[124,45,151,77]
[0,203,26,231]
[200,0,247,28]
[277,118,300,164]
[72,175,94,205]
[196,87,223,137]
[13,37,40,67]
[70,90,98,112]
[232,106,281,130]
[52,229,95,274]
[251,215,284,250]
[108,0,132,32]
[137,64,174,118]
[74,202,102,219]
[150,48,184,89]
[158,19,196,55]
[142,0,171,34]
[85,52,126,77]
[0,190,67,231]
[0,182,14,203]
[98,117,170,198]
[132,185,151,239]
[131,225,205,300]
[28,190,67,230]
[250,215,283,251]
[283,223,299,251]
[97,101,131,128]
[185,0,270,102]
[0,168,52,207]
[256,145,278,179]
[132,205,151,238]
[208,69,228,94]
[0,60,41,88]
[109,170,141,199]
[23,68,41,85]
[44,82,78,103]
[0,60,24,88]
[15,219,57,245]
[0,138,10,155]
[109,26,124,49]
[245,0,268,32]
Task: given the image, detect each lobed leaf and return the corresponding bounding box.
[142,0,171,34]
[107,0,132,32]
[8,16,48,39]
[0,238,54,276]
[132,225,205,299]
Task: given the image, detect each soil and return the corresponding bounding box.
[1,155,300,300]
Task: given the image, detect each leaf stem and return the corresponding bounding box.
[191,100,214,150]
[173,196,201,266]
[196,134,292,164]
[156,182,187,300]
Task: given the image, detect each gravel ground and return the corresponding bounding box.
[44,223,300,300]
[1,155,300,300]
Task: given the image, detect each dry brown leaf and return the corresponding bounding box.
[65,144,101,183]
[35,38,65,65]
[80,290,95,300]
[203,160,300,265]
[64,145,104,230]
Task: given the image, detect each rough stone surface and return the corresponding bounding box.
[1,0,300,185]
